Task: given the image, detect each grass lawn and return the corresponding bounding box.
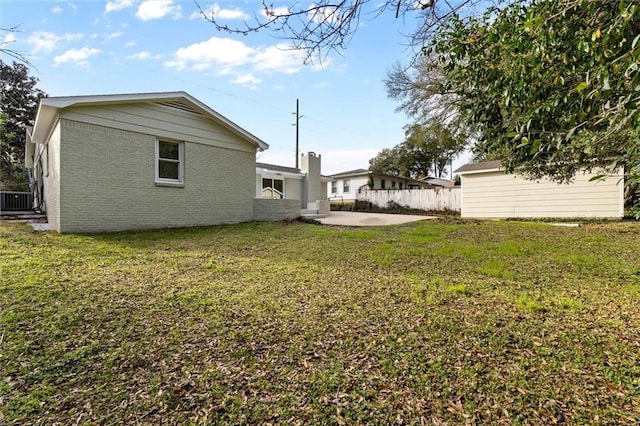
[1,219,639,424]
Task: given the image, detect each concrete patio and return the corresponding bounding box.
[315,211,437,227]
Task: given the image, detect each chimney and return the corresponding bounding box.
[301,152,321,209]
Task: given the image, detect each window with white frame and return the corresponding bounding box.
[262,178,284,199]
[343,179,350,193]
[156,140,184,185]
[331,181,338,194]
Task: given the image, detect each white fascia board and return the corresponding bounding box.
[30,104,59,145]
[257,169,304,179]
[457,167,503,175]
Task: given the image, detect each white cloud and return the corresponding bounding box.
[308,5,341,24]
[106,32,123,40]
[125,41,137,47]
[127,51,163,60]
[165,36,253,70]
[136,0,182,21]
[54,47,100,67]
[252,44,305,74]
[68,3,77,14]
[3,33,17,44]
[166,37,311,86]
[321,149,382,175]
[26,31,84,54]
[232,73,262,88]
[260,6,290,18]
[51,6,63,14]
[105,0,134,14]
[190,3,249,20]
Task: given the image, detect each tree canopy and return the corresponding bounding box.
[429,0,639,184]
[0,60,46,187]
[369,121,466,179]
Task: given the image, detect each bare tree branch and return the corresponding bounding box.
[1,25,33,67]
[195,0,490,63]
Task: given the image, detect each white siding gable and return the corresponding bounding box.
[60,102,257,153]
[461,170,624,218]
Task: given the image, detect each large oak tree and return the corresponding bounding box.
[0,60,46,187]
[430,0,639,183]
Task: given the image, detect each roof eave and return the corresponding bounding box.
[30,103,59,144]
[456,167,502,175]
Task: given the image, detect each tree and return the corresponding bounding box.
[428,0,639,187]
[385,55,464,130]
[197,0,488,62]
[369,121,466,178]
[0,60,46,163]
[368,145,414,177]
[0,60,46,189]
[0,113,27,189]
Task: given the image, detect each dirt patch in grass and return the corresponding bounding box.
[1,220,639,424]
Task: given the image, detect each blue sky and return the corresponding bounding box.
[1,0,470,175]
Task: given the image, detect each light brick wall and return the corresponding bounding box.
[42,123,62,231]
[253,199,300,221]
[59,119,256,233]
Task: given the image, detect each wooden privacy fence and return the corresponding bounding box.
[356,187,461,212]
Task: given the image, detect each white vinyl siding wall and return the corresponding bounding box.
[460,170,624,218]
[59,102,258,154]
[327,176,368,201]
[255,173,303,204]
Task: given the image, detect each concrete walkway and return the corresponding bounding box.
[315,211,437,227]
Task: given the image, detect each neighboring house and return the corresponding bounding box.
[24,91,274,233]
[328,169,433,201]
[455,160,624,218]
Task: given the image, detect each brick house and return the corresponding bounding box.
[25,92,289,232]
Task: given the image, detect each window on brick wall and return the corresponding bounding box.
[155,140,184,185]
[262,178,284,199]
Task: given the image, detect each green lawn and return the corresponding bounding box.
[1,219,639,424]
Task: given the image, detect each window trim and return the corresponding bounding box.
[155,139,184,187]
[343,179,350,193]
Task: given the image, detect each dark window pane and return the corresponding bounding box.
[159,141,179,160]
[159,160,179,179]
[274,179,283,195]
[262,178,272,198]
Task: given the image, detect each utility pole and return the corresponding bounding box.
[295,98,300,169]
